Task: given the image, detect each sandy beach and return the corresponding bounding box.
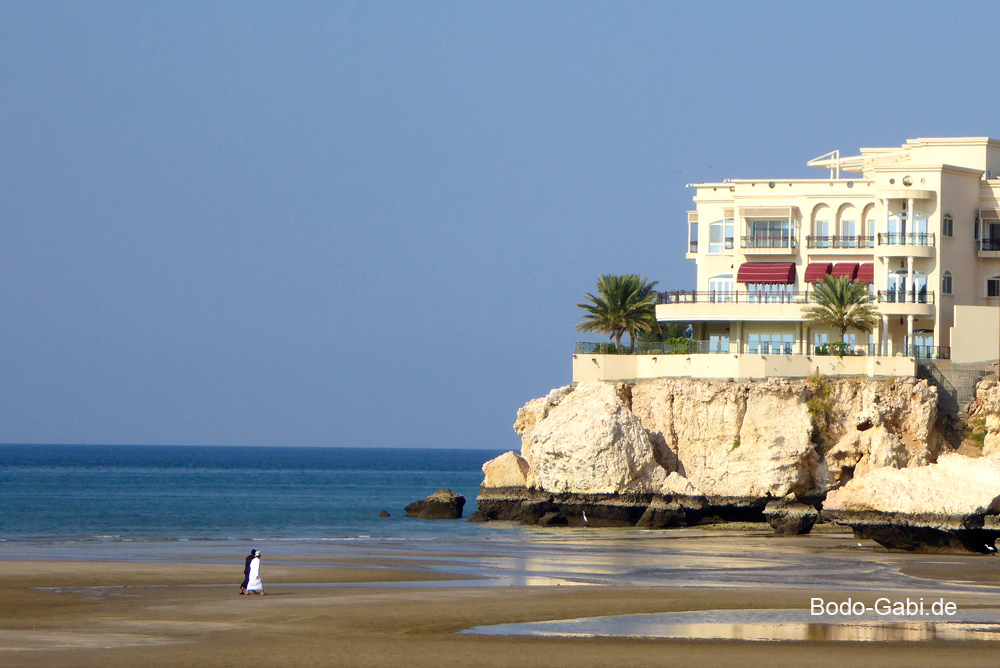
[5,531,1000,667]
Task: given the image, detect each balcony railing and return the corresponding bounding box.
[980,238,1000,251]
[741,235,796,249]
[876,290,935,305]
[575,340,727,355]
[906,344,951,360]
[877,233,936,246]
[805,235,875,249]
[657,290,812,304]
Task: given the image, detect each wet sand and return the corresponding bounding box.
[5,533,1000,667]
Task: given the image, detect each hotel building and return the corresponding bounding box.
[575,137,999,383]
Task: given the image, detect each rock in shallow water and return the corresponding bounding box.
[404,489,465,520]
[762,494,818,535]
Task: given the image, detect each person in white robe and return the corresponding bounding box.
[246,551,266,594]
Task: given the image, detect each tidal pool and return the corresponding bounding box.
[463,607,1000,642]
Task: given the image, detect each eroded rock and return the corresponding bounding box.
[824,454,1000,552]
[762,494,819,535]
[404,489,466,520]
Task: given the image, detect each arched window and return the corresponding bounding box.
[707,274,734,302]
[941,271,953,295]
[942,214,954,238]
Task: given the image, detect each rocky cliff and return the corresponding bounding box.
[475,376,944,529]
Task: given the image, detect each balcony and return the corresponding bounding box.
[907,345,951,360]
[740,235,797,255]
[657,290,811,304]
[655,290,810,322]
[805,235,875,250]
[875,233,936,258]
[979,238,1000,259]
[875,289,936,316]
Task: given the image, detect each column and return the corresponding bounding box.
[882,198,889,239]
[882,314,890,356]
[798,322,805,355]
[907,256,914,303]
[907,198,914,238]
[733,321,742,355]
[907,315,914,357]
[883,259,889,301]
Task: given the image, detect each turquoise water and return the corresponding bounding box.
[0,445,506,544]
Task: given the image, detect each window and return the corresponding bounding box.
[841,220,857,247]
[748,333,793,355]
[709,335,730,354]
[814,219,830,247]
[989,276,1000,298]
[689,222,698,253]
[942,271,953,295]
[813,332,828,348]
[843,333,857,348]
[975,218,980,240]
[746,219,793,248]
[942,215,954,238]
[707,274,734,302]
[708,220,733,254]
[745,282,793,303]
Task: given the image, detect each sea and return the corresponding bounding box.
[0,444,509,557]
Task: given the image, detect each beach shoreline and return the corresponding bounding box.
[5,532,1000,666]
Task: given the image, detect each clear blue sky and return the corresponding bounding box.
[2,2,997,449]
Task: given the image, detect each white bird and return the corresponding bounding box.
[581,511,589,525]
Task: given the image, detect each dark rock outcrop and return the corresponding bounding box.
[405,489,465,520]
[762,495,819,535]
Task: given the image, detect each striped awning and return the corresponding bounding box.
[804,262,833,283]
[856,263,875,283]
[832,262,860,280]
[736,262,796,284]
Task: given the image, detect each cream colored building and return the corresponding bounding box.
[660,137,1000,363]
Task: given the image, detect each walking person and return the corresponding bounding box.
[246,550,266,595]
[239,549,256,595]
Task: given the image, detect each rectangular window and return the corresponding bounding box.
[709,335,730,354]
[709,223,723,254]
[841,220,857,247]
[746,219,793,248]
[813,332,828,348]
[725,219,734,249]
[689,222,698,253]
[989,277,1000,298]
[748,333,793,355]
[814,220,830,247]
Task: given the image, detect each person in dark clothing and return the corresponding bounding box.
[239,549,257,594]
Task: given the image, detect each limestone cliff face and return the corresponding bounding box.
[972,379,1000,456]
[513,381,667,494]
[498,376,940,500]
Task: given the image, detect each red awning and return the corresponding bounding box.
[804,262,833,283]
[832,262,860,280]
[856,263,875,283]
[736,262,796,284]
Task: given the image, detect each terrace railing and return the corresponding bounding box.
[657,290,811,304]
[741,235,796,249]
[805,235,875,249]
[575,340,721,355]
[905,344,951,360]
[877,232,936,246]
[876,289,935,305]
[980,238,1000,251]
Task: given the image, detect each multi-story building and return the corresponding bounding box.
[573,137,999,383]
[660,136,1000,364]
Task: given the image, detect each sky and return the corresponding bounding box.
[2,1,999,449]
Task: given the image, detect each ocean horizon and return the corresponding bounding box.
[0,444,508,550]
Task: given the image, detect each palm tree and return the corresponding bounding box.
[575,274,659,352]
[802,274,880,344]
